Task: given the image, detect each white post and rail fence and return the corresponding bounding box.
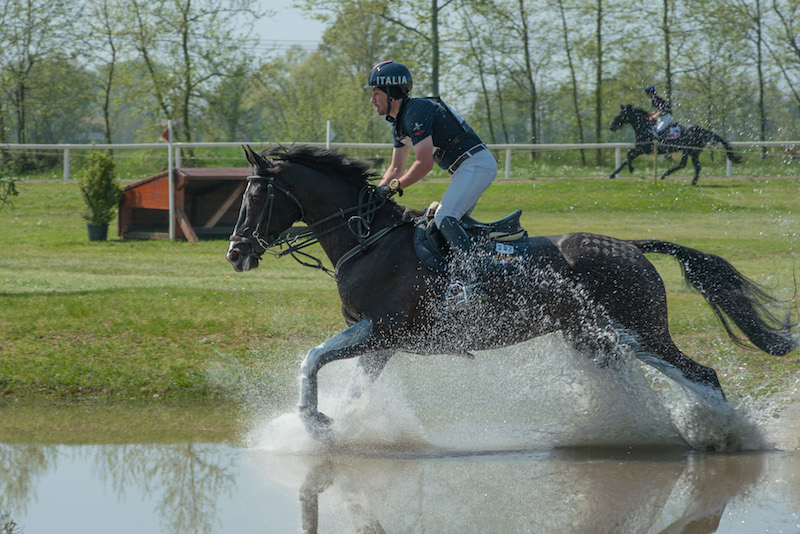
[3,137,796,241]
[2,140,797,182]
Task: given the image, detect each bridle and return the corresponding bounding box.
[609,108,632,132]
[245,173,304,252]
[231,172,404,277]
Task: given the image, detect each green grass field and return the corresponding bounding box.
[0,173,798,405]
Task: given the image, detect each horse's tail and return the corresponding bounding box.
[630,239,796,356]
[710,132,743,163]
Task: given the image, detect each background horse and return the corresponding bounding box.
[608,104,742,185]
[227,146,795,445]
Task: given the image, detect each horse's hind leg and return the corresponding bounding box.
[628,332,725,398]
[344,349,394,402]
[690,153,701,185]
[563,311,725,397]
[660,152,688,180]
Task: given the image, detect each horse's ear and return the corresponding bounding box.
[242,145,255,166]
[243,145,273,171]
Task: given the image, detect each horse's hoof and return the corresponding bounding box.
[608,173,616,179]
[299,406,334,442]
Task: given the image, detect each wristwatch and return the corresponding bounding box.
[389,178,401,192]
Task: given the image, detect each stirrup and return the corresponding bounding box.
[445,280,470,309]
[442,280,487,314]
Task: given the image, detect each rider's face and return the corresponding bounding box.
[371,88,389,116]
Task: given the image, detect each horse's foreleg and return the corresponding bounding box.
[660,153,688,180]
[609,150,640,179]
[299,318,375,441]
[609,161,626,179]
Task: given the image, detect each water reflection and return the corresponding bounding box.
[91,443,236,534]
[1,441,799,533]
[0,443,57,518]
[0,443,236,534]
[290,449,773,534]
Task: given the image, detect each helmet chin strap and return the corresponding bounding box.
[383,89,396,123]
[383,91,408,123]
[385,93,394,123]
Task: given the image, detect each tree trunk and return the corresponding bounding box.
[558,0,586,165]
[663,0,673,101]
[755,0,767,159]
[493,57,510,142]
[431,0,440,95]
[519,0,538,153]
[594,0,603,165]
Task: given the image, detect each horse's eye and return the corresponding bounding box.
[250,188,265,203]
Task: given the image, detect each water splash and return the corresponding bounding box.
[246,333,799,455]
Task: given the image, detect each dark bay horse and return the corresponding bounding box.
[609,105,743,185]
[227,146,795,444]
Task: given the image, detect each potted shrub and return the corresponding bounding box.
[79,151,121,241]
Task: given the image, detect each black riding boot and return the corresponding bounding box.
[438,216,486,311]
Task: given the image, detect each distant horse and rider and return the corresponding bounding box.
[608,86,742,185]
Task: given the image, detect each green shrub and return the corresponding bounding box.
[0,164,18,210]
[1,149,60,174]
[79,151,121,225]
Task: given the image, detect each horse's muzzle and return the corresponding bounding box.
[226,241,259,272]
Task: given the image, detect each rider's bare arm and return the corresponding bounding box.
[380,136,434,189]
[381,145,410,185]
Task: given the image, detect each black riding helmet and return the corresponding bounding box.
[365,61,412,99]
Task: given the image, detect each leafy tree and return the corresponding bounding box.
[770,0,800,109]
[126,0,263,153]
[76,0,129,145]
[554,0,587,163]
[297,0,459,95]
[726,0,770,156]
[202,60,252,141]
[26,58,95,143]
[0,0,72,143]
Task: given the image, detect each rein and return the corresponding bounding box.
[236,174,404,277]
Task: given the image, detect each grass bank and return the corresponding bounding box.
[0,176,797,404]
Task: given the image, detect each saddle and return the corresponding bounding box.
[413,202,529,275]
[654,124,682,141]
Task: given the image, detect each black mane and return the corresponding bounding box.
[261,145,376,187]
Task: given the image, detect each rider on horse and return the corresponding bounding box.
[645,85,673,140]
[365,60,498,310]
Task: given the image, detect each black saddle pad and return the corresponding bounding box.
[413,216,529,275]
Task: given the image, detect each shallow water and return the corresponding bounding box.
[2,338,799,533]
[1,441,799,533]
